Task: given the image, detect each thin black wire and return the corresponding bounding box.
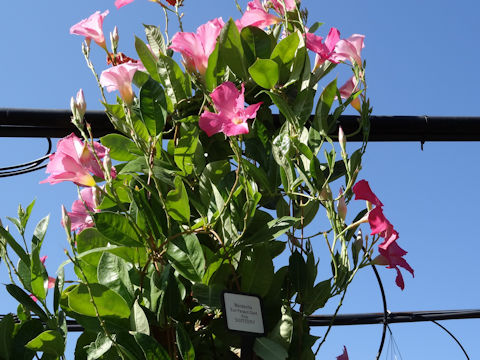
[0,137,52,177]
[370,263,388,360]
[430,320,470,359]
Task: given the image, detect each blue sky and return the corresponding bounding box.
[1,0,479,358]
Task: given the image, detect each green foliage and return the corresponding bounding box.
[0,2,375,358]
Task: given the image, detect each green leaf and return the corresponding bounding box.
[32,215,49,247]
[134,332,171,360]
[6,284,48,322]
[313,78,337,135]
[254,337,288,360]
[84,332,113,360]
[0,227,30,266]
[22,199,36,234]
[97,252,134,306]
[270,32,300,83]
[244,216,296,245]
[11,319,44,360]
[101,134,140,161]
[268,306,293,350]
[303,279,331,315]
[289,251,307,295]
[166,233,205,282]
[135,36,161,82]
[53,267,64,314]
[144,24,165,56]
[263,91,297,127]
[30,245,48,301]
[94,212,143,247]
[205,42,223,92]
[0,313,14,359]
[166,177,191,224]
[192,283,223,309]
[240,26,275,64]
[239,244,274,297]
[218,18,248,80]
[25,330,64,357]
[140,77,167,136]
[249,59,279,89]
[176,323,195,360]
[67,283,131,320]
[174,121,199,176]
[150,264,182,318]
[130,300,150,335]
[157,54,189,106]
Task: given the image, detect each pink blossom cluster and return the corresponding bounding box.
[41,133,113,232]
[353,180,414,290]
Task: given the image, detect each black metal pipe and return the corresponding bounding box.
[307,309,480,326]
[1,108,480,141]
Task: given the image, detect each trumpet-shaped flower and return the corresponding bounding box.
[271,0,297,14]
[336,346,349,360]
[375,241,414,290]
[199,82,262,137]
[334,34,365,66]
[65,187,99,232]
[352,179,383,207]
[339,76,361,112]
[169,18,225,74]
[236,0,282,30]
[306,27,341,67]
[99,62,145,104]
[70,10,109,49]
[41,133,112,187]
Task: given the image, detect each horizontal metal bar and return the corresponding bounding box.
[1,108,480,141]
[1,309,479,331]
[307,309,480,326]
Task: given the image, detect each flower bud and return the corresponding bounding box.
[92,187,102,209]
[61,205,71,233]
[110,26,119,53]
[103,152,113,181]
[338,126,346,158]
[353,229,363,254]
[337,188,347,221]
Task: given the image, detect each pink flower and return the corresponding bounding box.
[236,1,282,30]
[70,10,109,49]
[99,62,146,104]
[30,256,56,302]
[306,27,341,68]
[169,18,225,74]
[334,34,365,66]
[336,346,349,360]
[40,133,112,187]
[115,0,135,8]
[64,187,99,232]
[271,0,297,14]
[338,76,361,112]
[375,241,414,290]
[199,82,262,137]
[352,179,383,207]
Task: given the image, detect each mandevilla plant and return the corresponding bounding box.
[0,0,413,359]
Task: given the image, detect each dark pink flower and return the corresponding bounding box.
[336,346,349,360]
[199,82,262,137]
[64,187,99,232]
[170,18,225,74]
[334,34,365,66]
[99,62,146,104]
[236,0,282,30]
[70,10,109,49]
[306,27,341,67]
[375,241,414,290]
[41,134,112,187]
[352,179,383,207]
